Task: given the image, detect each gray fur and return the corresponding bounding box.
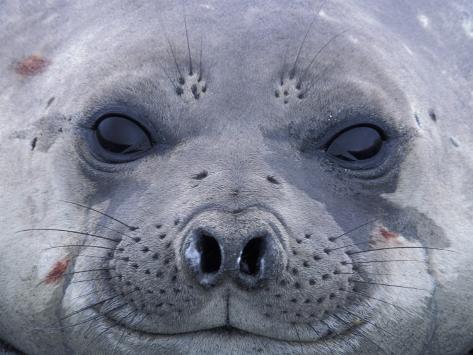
[0,0,472,354]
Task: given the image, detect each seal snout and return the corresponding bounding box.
[182,218,285,289]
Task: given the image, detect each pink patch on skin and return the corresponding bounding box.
[44,258,70,284]
[15,54,50,76]
[379,227,399,240]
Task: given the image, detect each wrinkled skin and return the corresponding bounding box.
[1,0,473,354]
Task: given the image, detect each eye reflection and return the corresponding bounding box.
[325,125,384,162]
[95,115,152,155]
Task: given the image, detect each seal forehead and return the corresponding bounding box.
[48,0,413,135]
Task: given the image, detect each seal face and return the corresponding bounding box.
[1,1,473,354]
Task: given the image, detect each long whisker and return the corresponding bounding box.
[81,309,138,355]
[17,228,120,243]
[347,246,454,256]
[306,322,322,337]
[297,29,348,88]
[45,245,117,251]
[70,254,113,260]
[198,35,203,81]
[95,224,139,243]
[112,312,141,354]
[341,307,395,337]
[332,314,390,355]
[328,240,371,252]
[184,15,193,75]
[60,200,138,231]
[344,259,424,264]
[339,289,417,318]
[61,294,124,321]
[280,45,289,85]
[329,217,380,242]
[289,0,327,78]
[58,303,128,331]
[351,279,429,291]
[71,276,120,284]
[166,37,184,81]
[63,268,115,276]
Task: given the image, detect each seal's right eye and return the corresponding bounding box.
[92,115,153,161]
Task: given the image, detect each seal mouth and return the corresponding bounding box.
[94,308,363,345]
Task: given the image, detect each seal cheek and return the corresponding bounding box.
[44,258,70,284]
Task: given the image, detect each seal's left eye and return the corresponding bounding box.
[325,125,385,163]
[94,115,152,155]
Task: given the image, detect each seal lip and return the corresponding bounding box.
[90,306,363,345]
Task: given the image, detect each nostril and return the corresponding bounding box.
[197,233,222,274]
[239,237,266,276]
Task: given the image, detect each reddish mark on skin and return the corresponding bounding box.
[44,258,70,284]
[379,227,399,240]
[15,54,50,76]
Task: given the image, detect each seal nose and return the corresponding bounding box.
[182,228,282,289]
[183,230,223,287]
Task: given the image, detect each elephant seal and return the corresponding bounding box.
[0,0,472,354]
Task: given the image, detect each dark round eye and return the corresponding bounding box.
[94,115,152,156]
[325,125,385,163]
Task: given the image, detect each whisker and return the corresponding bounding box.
[37,303,128,333]
[81,308,138,355]
[344,259,424,264]
[71,276,120,284]
[165,37,184,81]
[306,322,322,337]
[198,35,203,81]
[347,246,454,256]
[297,61,336,98]
[70,289,104,303]
[332,314,390,355]
[339,289,417,318]
[341,307,395,337]
[297,29,348,88]
[337,272,395,276]
[60,200,138,231]
[289,0,327,78]
[157,59,180,93]
[63,268,115,276]
[328,240,370,252]
[45,244,117,251]
[61,294,123,321]
[70,254,113,260]
[112,312,141,354]
[351,279,429,291]
[62,290,138,322]
[329,217,380,242]
[17,228,120,243]
[184,15,193,75]
[95,224,139,243]
[280,44,289,85]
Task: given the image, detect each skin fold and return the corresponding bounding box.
[0,0,472,354]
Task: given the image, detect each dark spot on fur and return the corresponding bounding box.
[450,137,459,147]
[31,137,38,151]
[15,54,50,76]
[415,113,421,127]
[429,109,437,122]
[193,170,208,180]
[44,258,69,284]
[266,175,280,184]
[46,97,55,108]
